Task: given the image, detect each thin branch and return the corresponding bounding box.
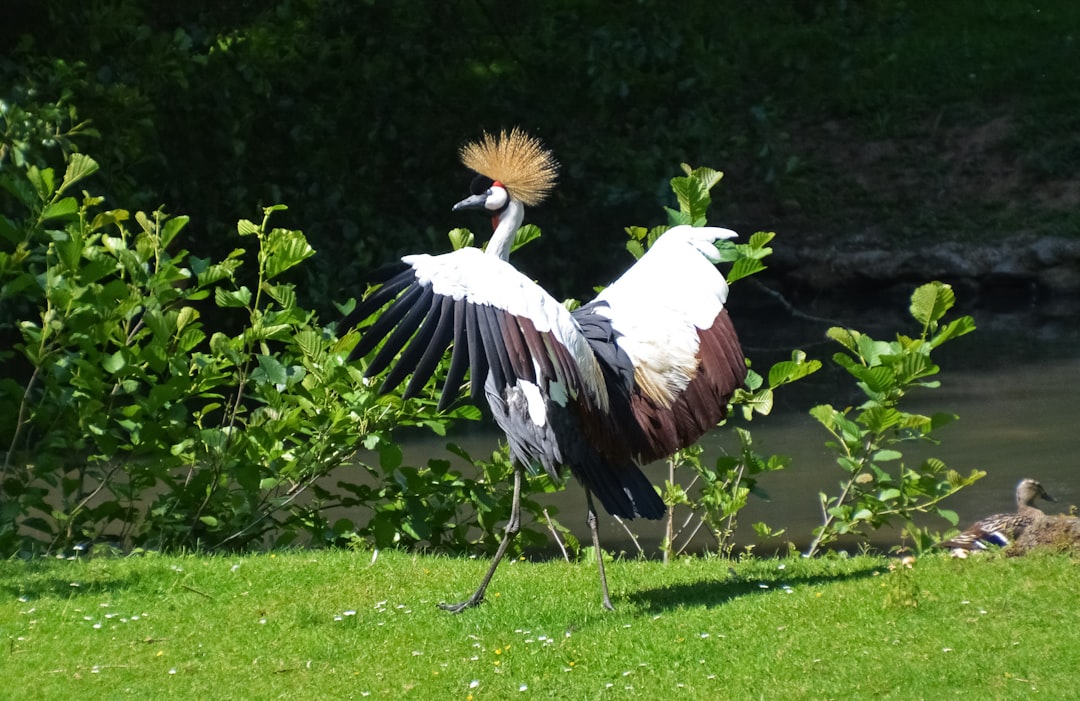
[542,508,569,563]
[611,515,644,557]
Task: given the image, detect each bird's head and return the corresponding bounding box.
[455,128,558,218]
[452,175,509,215]
[1018,478,1055,505]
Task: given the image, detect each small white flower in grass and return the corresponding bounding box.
[231,563,241,573]
[777,563,786,570]
[412,651,422,656]
[344,610,357,616]
[605,683,614,689]
[259,618,267,625]
[519,684,528,692]
[942,648,953,653]
[334,615,343,622]
[131,615,140,621]
[470,656,480,661]
[93,622,102,629]
[623,624,631,628]
[91,665,100,674]
[961,600,970,605]
[84,616,93,621]
[470,680,480,689]
[979,609,988,615]
[70,582,80,588]
[758,583,769,589]
[700,633,710,639]
[169,668,177,675]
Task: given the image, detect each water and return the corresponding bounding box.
[392,290,1080,555]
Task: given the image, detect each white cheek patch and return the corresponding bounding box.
[485,185,508,210]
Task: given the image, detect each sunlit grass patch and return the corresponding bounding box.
[3,550,1079,699]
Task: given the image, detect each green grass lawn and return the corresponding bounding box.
[3,549,1077,699]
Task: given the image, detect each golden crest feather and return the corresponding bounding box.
[459,128,559,207]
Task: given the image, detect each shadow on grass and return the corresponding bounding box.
[0,559,145,600]
[626,564,881,612]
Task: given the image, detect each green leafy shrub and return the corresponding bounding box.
[806,282,983,556]
[0,142,533,556]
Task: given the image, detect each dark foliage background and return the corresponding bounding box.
[4,0,1079,313]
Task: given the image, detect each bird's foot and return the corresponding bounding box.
[438,595,484,614]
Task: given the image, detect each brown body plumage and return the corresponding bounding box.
[937,478,1054,557]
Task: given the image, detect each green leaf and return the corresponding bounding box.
[265,229,316,279]
[671,176,709,221]
[929,315,977,348]
[910,282,955,329]
[809,404,839,430]
[448,228,474,250]
[937,508,960,526]
[59,153,100,194]
[726,257,767,284]
[237,219,260,236]
[27,165,56,201]
[254,354,288,385]
[878,488,901,502]
[41,197,79,222]
[510,224,541,253]
[102,351,126,374]
[215,286,252,308]
[160,215,190,248]
[827,327,860,354]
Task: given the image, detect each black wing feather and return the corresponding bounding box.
[438,299,472,411]
[342,267,413,331]
[348,280,425,361]
[465,304,489,404]
[402,296,458,399]
[369,285,434,380]
[381,290,445,395]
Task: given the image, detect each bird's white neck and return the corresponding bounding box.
[485,199,525,260]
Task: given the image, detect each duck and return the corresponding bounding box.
[1012,510,1080,555]
[937,478,1055,558]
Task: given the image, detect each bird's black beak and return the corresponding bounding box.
[452,192,489,212]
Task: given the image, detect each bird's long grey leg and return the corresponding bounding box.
[585,489,615,611]
[439,463,524,613]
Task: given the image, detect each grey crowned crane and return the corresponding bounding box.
[345,128,747,612]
